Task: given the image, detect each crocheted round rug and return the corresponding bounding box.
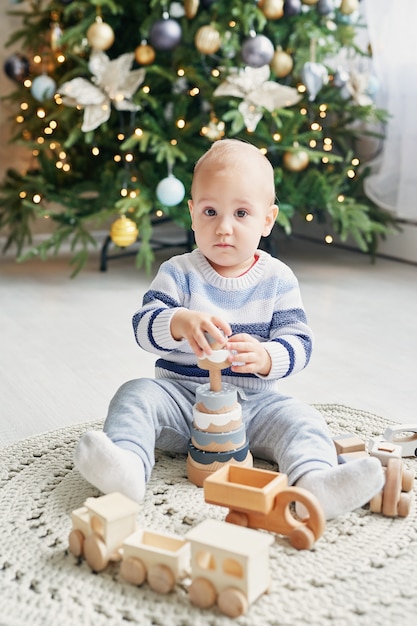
[1,405,416,626]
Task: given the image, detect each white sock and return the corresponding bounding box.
[296,456,385,520]
[73,431,146,503]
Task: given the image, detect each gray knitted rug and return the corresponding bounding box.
[1,405,417,626]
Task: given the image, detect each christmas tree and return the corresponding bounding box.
[0,0,393,274]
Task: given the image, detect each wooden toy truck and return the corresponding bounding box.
[204,464,326,550]
[383,423,417,457]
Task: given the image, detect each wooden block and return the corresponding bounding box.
[337,450,369,464]
[333,433,366,455]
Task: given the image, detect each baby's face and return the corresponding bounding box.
[188,154,278,277]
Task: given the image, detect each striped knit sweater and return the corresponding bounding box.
[132,248,313,392]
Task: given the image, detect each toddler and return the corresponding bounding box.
[74,139,384,519]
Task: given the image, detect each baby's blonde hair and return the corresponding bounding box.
[192,139,276,204]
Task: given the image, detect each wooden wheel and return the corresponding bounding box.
[188,577,217,609]
[382,458,402,516]
[217,587,248,617]
[83,534,109,572]
[225,510,249,526]
[369,491,383,513]
[397,492,412,518]
[68,529,84,557]
[289,526,315,551]
[274,487,326,547]
[402,467,414,493]
[120,556,146,586]
[147,563,176,594]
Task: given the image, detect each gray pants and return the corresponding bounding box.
[103,378,338,486]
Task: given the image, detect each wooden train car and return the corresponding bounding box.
[186,519,273,617]
[68,492,140,571]
[204,464,326,550]
[120,528,190,593]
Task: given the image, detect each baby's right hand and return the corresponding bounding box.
[170,310,231,357]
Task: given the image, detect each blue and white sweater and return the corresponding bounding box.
[133,248,313,392]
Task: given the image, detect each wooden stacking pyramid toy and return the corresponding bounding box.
[187,335,253,487]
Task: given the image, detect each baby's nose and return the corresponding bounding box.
[216,216,233,234]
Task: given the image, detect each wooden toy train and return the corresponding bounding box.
[69,491,274,618]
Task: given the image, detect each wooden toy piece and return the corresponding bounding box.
[383,424,417,457]
[369,458,414,518]
[368,436,402,466]
[204,465,326,550]
[120,528,190,593]
[186,519,273,618]
[191,422,246,452]
[197,345,230,392]
[68,492,140,572]
[333,433,366,455]
[337,450,369,464]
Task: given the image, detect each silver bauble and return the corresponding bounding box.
[241,35,274,69]
[149,18,182,51]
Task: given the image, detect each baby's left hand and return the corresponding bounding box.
[226,333,271,376]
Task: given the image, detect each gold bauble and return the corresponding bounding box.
[184,0,200,19]
[259,0,284,20]
[271,48,293,78]
[340,0,359,15]
[283,149,309,172]
[302,0,319,6]
[195,25,221,55]
[87,19,115,51]
[110,215,139,247]
[134,43,156,65]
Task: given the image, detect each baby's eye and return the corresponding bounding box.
[235,209,248,218]
[204,208,216,216]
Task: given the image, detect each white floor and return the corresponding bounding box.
[1,235,416,448]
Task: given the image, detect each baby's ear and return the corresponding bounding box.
[188,200,195,230]
[263,204,279,236]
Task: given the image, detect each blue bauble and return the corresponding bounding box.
[156,175,186,206]
[31,74,57,101]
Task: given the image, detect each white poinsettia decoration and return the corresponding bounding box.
[344,70,374,107]
[214,65,301,131]
[59,51,146,132]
